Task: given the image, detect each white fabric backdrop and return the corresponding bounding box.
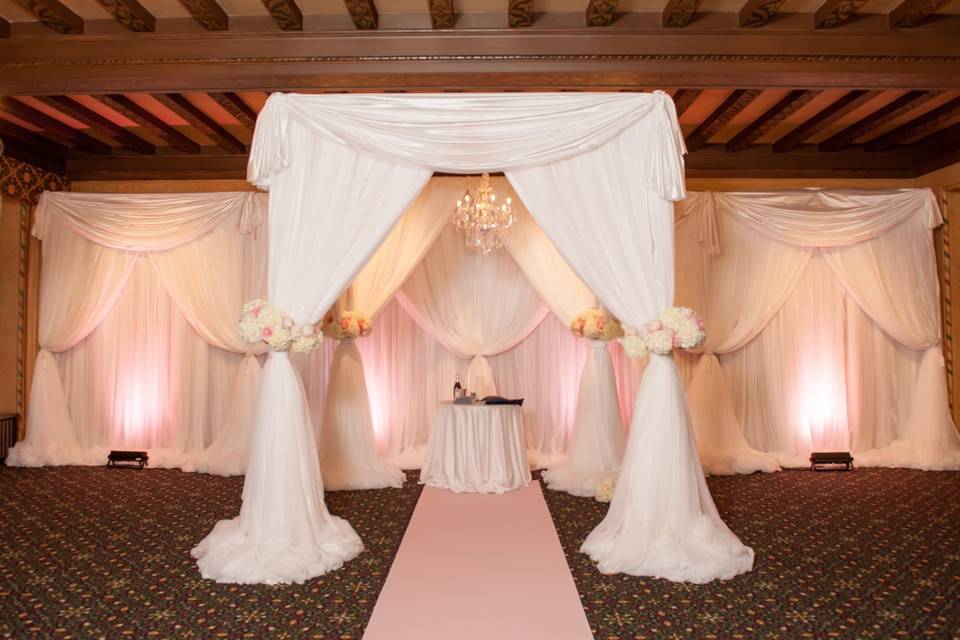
[7,192,268,474]
[676,189,960,471]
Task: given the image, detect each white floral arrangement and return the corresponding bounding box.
[322,310,372,340]
[570,308,623,341]
[622,306,705,358]
[595,474,617,503]
[237,299,322,353]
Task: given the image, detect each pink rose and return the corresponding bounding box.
[672,333,681,348]
[302,324,315,336]
[341,318,350,330]
[282,317,294,329]
[645,320,662,333]
[261,327,273,339]
[696,317,705,329]
[253,306,262,317]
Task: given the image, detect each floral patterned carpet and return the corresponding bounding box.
[0,466,422,639]
[540,467,960,640]
[1,465,958,640]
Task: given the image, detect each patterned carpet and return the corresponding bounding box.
[0,466,422,640]
[541,468,960,640]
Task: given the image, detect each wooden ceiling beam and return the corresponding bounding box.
[814,0,867,28]
[177,0,229,30]
[0,97,111,155]
[509,0,534,27]
[0,118,68,159]
[686,89,760,151]
[663,0,703,27]
[911,122,960,175]
[152,93,246,154]
[0,18,10,38]
[671,88,701,117]
[739,0,787,27]
[95,0,155,32]
[866,96,960,152]
[585,0,618,26]
[428,0,455,28]
[819,90,936,151]
[262,0,303,30]
[13,0,83,34]
[96,94,201,154]
[889,0,946,27]
[209,92,258,130]
[726,89,818,151]
[772,89,879,152]
[344,0,378,29]
[34,95,156,155]
[0,136,65,173]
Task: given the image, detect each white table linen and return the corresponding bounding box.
[420,402,531,494]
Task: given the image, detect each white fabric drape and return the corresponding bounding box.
[225,89,708,584]
[318,179,461,490]
[676,188,959,471]
[398,223,549,396]
[7,192,266,472]
[192,116,431,584]
[506,118,754,582]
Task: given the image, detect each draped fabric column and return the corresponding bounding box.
[7,192,266,471]
[193,99,432,584]
[318,179,461,490]
[506,102,754,582]
[211,90,742,585]
[499,178,626,493]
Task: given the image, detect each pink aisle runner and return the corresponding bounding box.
[363,482,593,640]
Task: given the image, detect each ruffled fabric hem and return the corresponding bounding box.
[191,515,363,585]
[321,460,406,491]
[855,441,960,471]
[699,449,781,476]
[5,442,108,467]
[542,464,616,498]
[580,513,754,584]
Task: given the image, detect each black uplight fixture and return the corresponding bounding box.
[107,450,149,469]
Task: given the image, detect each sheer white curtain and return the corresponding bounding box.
[217,90,722,585]
[7,192,267,473]
[677,189,959,471]
[508,116,754,582]
[498,178,626,493]
[318,180,460,490]
[398,223,549,397]
[193,114,432,584]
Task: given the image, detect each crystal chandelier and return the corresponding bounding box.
[454,173,515,256]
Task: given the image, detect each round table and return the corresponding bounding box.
[419,401,531,494]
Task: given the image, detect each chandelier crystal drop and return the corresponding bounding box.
[453,173,515,256]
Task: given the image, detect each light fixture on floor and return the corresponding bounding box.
[454,173,515,256]
[107,450,149,469]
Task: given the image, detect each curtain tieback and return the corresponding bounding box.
[238,299,323,354]
[622,306,707,359]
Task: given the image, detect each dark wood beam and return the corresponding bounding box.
[889,0,946,27]
[262,0,302,30]
[152,93,246,154]
[911,122,960,176]
[772,90,879,153]
[671,89,701,118]
[726,89,818,151]
[95,0,155,32]
[508,0,534,27]
[663,0,703,27]
[13,0,83,34]
[0,136,65,173]
[0,18,10,38]
[428,0,455,28]
[814,0,867,28]
[2,31,959,94]
[866,96,960,152]
[739,0,787,27]
[819,90,936,152]
[34,95,155,155]
[344,0,377,29]
[208,92,258,130]
[686,89,760,151]
[0,97,111,155]
[585,0,618,26]
[0,118,68,159]
[96,94,201,154]
[177,0,229,30]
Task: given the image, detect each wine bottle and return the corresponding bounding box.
[454,373,462,398]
